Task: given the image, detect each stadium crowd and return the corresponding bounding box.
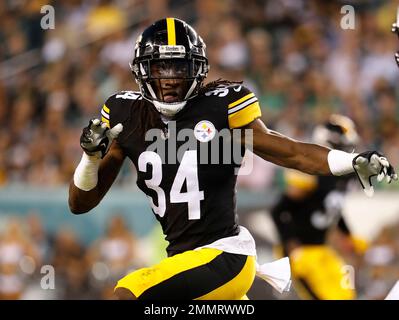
[0,213,150,299]
[0,213,398,299]
[1,0,398,188]
[0,0,399,299]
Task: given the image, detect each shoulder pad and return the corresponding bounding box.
[100,91,143,127]
[109,90,143,102]
[203,84,253,100]
[202,84,261,128]
[226,86,261,129]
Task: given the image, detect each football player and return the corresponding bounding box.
[68,18,397,300]
[270,115,365,300]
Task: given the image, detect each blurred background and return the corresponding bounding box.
[0,0,399,299]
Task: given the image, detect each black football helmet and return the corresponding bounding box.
[130,18,209,117]
[312,114,359,152]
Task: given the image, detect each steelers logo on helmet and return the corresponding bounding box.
[194,120,216,143]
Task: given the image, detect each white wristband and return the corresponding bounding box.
[73,152,101,191]
[327,149,358,176]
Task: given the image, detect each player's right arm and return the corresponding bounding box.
[68,119,125,214]
[69,142,125,214]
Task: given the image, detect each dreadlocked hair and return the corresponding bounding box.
[198,79,243,96]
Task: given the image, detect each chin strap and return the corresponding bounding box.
[142,78,197,117]
[152,100,187,117]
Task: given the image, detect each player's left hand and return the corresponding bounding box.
[352,151,397,197]
[80,119,123,159]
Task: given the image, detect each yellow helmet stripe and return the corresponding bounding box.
[166,18,176,45]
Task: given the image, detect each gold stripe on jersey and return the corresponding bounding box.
[228,93,255,109]
[166,18,176,46]
[101,104,110,127]
[228,101,261,129]
[228,96,258,115]
[101,109,109,120]
[101,116,110,127]
[102,104,110,114]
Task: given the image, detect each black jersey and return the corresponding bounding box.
[271,173,353,250]
[99,85,261,256]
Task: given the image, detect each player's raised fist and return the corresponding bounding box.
[80,119,123,158]
[352,151,397,197]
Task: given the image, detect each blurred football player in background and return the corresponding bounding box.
[271,115,367,300]
[69,18,397,300]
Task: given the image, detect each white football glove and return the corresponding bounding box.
[80,119,123,158]
[352,151,398,197]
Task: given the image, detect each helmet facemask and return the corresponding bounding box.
[150,58,201,99]
[132,54,208,117]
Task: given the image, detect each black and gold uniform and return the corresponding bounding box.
[102,84,260,299]
[270,115,363,300]
[271,172,356,300]
[272,174,352,248]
